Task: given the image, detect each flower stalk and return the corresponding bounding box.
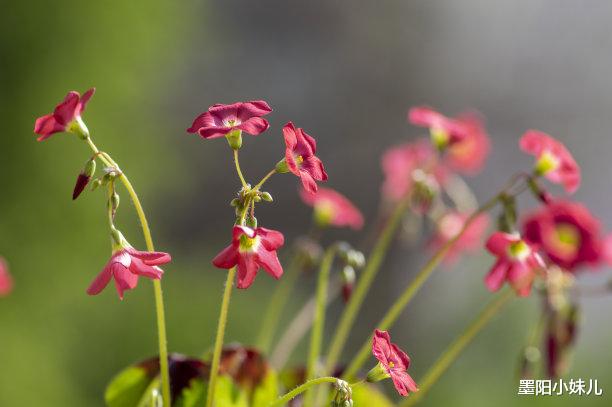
[269,377,346,407]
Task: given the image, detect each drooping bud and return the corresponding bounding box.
[410,169,439,214]
[91,178,102,191]
[331,379,353,407]
[518,345,541,379]
[497,193,517,233]
[230,198,240,207]
[260,191,273,202]
[366,362,391,383]
[226,129,243,150]
[341,265,356,303]
[73,158,97,200]
[246,216,258,229]
[111,192,120,218]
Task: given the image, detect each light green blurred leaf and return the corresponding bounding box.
[351,384,394,407]
[251,370,279,407]
[105,366,155,407]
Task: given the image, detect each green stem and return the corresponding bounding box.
[206,267,237,407]
[84,137,171,406]
[256,254,302,352]
[233,149,248,188]
[400,290,514,407]
[324,194,411,374]
[342,194,501,379]
[304,246,337,407]
[268,377,339,407]
[254,169,276,191]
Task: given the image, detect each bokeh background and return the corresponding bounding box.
[1,0,611,405]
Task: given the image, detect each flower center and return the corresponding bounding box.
[508,240,530,261]
[388,361,395,369]
[239,235,260,252]
[314,201,335,227]
[430,127,449,150]
[551,223,581,257]
[534,150,560,175]
[224,117,241,127]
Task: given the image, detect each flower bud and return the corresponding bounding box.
[518,345,541,379]
[91,179,102,191]
[246,216,258,229]
[226,129,243,150]
[260,191,273,202]
[332,379,353,407]
[366,362,390,383]
[73,159,97,200]
[346,250,365,269]
[275,158,289,174]
[230,198,240,207]
[341,265,356,303]
[410,169,439,214]
[111,192,120,214]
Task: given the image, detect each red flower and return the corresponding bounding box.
[213,225,284,289]
[445,112,491,175]
[87,247,171,300]
[430,211,489,263]
[187,101,272,139]
[408,106,468,148]
[484,232,544,296]
[0,257,13,297]
[371,329,418,397]
[522,201,604,271]
[34,88,95,141]
[282,122,328,194]
[519,130,580,194]
[299,187,364,229]
[381,140,446,205]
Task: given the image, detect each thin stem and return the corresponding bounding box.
[268,377,339,407]
[324,194,411,374]
[206,267,237,407]
[400,290,514,407]
[233,149,248,188]
[342,194,501,379]
[304,246,337,407]
[256,254,303,352]
[84,136,171,406]
[254,169,276,191]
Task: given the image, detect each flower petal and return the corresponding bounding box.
[255,247,283,279]
[212,245,239,269]
[484,260,508,292]
[257,227,285,250]
[113,263,139,300]
[236,253,259,289]
[237,117,269,135]
[86,262,114,296]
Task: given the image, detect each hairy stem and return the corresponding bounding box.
[268,377,339,407]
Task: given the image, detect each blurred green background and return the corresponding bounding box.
[1,0,611,406]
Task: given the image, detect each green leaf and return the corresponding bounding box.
[174,379,206,407]
[351,384,394,407]
[105,366,156,407]
[214,375,249,407]
[251,370,279,407]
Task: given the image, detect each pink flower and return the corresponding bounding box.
[87,247,171,300]
[519,130,581,194]
[213,225,285,289]
[0,257,13,297]
[522,201,604,271]
[381,140,446,205]
[187,101,272,139]
[282,122,328,194]
[299,187,364,229]
[408,106,468,148]
[445,112,491,175]
[430,211,489,263]
[484,232,544,296]
[34,88,95,141]
[371,329,418,397]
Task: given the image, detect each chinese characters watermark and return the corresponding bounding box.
[518,379,603,396]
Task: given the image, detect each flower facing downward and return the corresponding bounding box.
[445,112,491,175]
[34,88,95,141]
[212,226,284,289]
[408,106,468,149]
[187,101,272,140]
[0,257,13,297]
[519,130,580,194]
[280,122,328,194]
[299,187,364,229]
[484,232,544,296]
[369,329,418,397]
[522,201,603,272]
[87,232,171,300]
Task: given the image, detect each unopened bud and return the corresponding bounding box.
[260,192,273,202]
[254,195,262,202]
[332,379,353,407]
[341,265,356,303]
[111,192,120,211]
[246,216,258,229]
[91,178,102,191]
[73,159,97,200]
[346,250,365,269]
[411,169,439,214]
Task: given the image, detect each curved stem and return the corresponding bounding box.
[84,136,171,406]
[324,194,411,374]
[268,377,339,407]
[254,169,276,191]
[304,246,337,407]
[256,254,302,352]
[400,290,514,407]
[206,267,237,407]
[342,194,501,379]
[233,149,248,188]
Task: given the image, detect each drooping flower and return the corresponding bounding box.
[212,225,284,289]
[408,106,468,149]
[34,88,95,141]
[484,232,544,296]
[519,130,581,194]
[381,140,446,207]
[280,122,328,194]
[522,201,604,271]
[299,187,364,229]
[0,257,13,296]
[445,112,491,175]
[186,101,272,139]
[430,211,489,263]
[87,231,171,299]
[369,329,418,397]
